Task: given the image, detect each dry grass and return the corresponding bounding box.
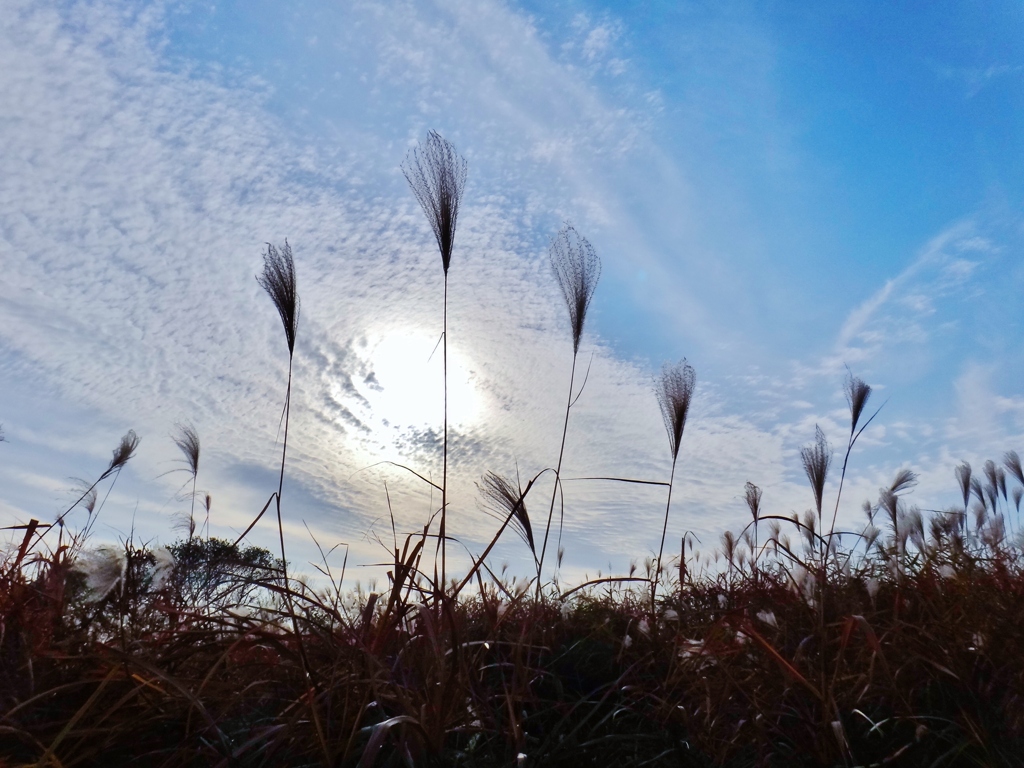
[3,513,1024,766]
[5,364,1024,767]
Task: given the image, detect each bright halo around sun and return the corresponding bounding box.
[359,329,483,434]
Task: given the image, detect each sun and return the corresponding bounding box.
[357,329,483,435]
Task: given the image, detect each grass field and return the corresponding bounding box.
[3,476,1023,767]
[3,133,1023,766]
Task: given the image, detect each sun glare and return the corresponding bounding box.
[358,330,483,435]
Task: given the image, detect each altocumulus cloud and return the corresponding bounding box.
[2,0,1022,585]
[0,0,778,582]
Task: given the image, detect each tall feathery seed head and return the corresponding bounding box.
[150,546,176,591]
[656,359,696,462]
[844,373,872,435]
[101,430,140,481]
[80,487,98,515]
[257,241,300,356]
[888,468,919,495]
[955,461,972,510]
[549,223,601,353]
[985,482,998,512]
[721,530,736,563]
[173,423,200,478]
[971,476,986,510]
[801,425,832,516]
[79,545,127,602]
[480,471,535,556]
[1004,450,1024,486]
[984,460,999,498]
[402,131,467,275]
[744,481,763,524]
[878,489,899,530]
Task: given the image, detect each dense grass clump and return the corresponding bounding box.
[4,132,1024,766]
[3,519,1024,766]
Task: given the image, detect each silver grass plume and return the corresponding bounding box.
[173,423,201,540]
[721,530,736,565]
[970,476,987,515]
[845,373,872,436]
[79,545,127,602]
[257,241,300,356]
[80,487,98,515]
[49,431,137,533]
[745,481,763,581]
[402,131,467,275]
[878,468,918,541]
[801,425,832,518]
[744,481,763,524]
[863,499,874,525]
[480,471,535,555]
[929,510,954,542]
[173,423,200,478]
[827,371,878,544]
[101,430,140,481]
[955,461,972,533]
[1004,451,1024,486]
[955,461,972,509]
[973,501,988,531]
[550,223,601,354]
[878,490,899,532]
[149,546,176,592]
[657,360,696,461]
[982,512,1006,548]
[985,482,998,514]
[888,468,919,495]
[984,460,999,500]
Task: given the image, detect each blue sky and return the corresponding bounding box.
[2,0,1022,586]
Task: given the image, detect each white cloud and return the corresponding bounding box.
[3,0,1021,589]
[814,219,1001,383]
[0,0,787,583]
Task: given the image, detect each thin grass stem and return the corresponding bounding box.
[652,456,679,613]
[537,350,577,599]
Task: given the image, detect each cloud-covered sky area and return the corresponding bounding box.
[2,0,1023,586]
